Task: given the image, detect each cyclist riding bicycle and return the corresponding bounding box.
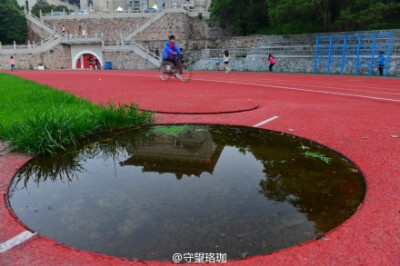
[163,35,182,77]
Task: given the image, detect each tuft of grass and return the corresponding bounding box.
[0,74,152,155]
[299,144,311,150]
[152,125,192,136]
[303,151,332,164]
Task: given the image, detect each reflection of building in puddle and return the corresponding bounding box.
[120,130,224,179]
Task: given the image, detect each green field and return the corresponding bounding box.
[0,74,152,155]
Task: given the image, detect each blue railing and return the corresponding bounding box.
[313,33,393,76]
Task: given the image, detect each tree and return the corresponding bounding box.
[31,0,70,17]
[336,0,400,31]
[266,0,346,33]
[208,0,269,35]
[0,0,27,44]
[209,0,400,35]
[267,0,321,33]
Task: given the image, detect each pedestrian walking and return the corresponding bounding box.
[378,52,385,76]
[223,50,230,73]
[268,54,276,72]
[215,56,222,71]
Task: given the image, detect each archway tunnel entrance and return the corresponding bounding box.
[76,53,102,69]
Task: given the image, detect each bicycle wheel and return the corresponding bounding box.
[179,67,192,82]
[159,63,173,81]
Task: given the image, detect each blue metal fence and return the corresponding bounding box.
[313,33,393,76]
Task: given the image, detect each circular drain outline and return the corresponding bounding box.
[4,123,367,262]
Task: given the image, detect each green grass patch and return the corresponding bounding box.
[0,74,153,155]
[299,144,311,150]
[152,125,192,136]
[303,151,332,164]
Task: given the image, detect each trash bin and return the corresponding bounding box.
[105,62,112,70]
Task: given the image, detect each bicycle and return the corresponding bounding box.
[159,56,192,82]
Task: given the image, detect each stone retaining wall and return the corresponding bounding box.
[190,55,400,76]
[46,17,147,41]
[190,56,314,73]
[217,29,400,48]
[0,46,156,70]
[135,13,225,42]
[103,51,157,70]
[45,13,227,48]
[0,44,71,70]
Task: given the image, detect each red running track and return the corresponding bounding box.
[1,70,399,265]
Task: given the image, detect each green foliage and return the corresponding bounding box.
[303,151,332,164]
[31,0,70,17]
[152,125,192,136]
[0,74,153,155]
[336,0,400,31]
[209,0,400,35]
[0,0,27,44]
[209,0,269,35]
[299,144,311,150]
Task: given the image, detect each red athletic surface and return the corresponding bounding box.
[1,70,399,265]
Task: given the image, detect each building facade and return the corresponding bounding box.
[80,0,210,12]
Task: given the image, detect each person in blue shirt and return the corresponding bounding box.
[378,52,385,76]
[163,35,181,67]
[215,57,222,71]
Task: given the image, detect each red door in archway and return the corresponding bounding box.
[76,54,102,69]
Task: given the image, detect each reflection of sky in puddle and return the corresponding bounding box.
[9,125,365,261]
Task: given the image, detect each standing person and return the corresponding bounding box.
[10,56,15,71]
[223,50,230,73]
[378,52,385,76]
[61,25,66,35]
[95,58,100,70]
[215,56,222,71]
[268,54,276,72]
[87,55,94,71]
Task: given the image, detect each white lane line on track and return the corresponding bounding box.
[192,75,400,91]
[253,116,280,127]
[204,77,400,96]
[0,231,36,253]
[105,72,400,95]
[192,77,400,103]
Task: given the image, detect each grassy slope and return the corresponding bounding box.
[0,73,152,155]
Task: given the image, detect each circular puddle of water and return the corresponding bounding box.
[8,125,365,261]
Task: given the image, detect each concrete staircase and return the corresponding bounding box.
[123,9,191,67]
[103,41,161,67]
[0,36,103,55]
[0,37,61,55]
[24,11,59,36]
[122,10,175,67]
[124,11,166,41]
[131,41,160,66]
[124,8,189,41]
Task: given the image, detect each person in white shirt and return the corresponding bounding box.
[223,50,230,73]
